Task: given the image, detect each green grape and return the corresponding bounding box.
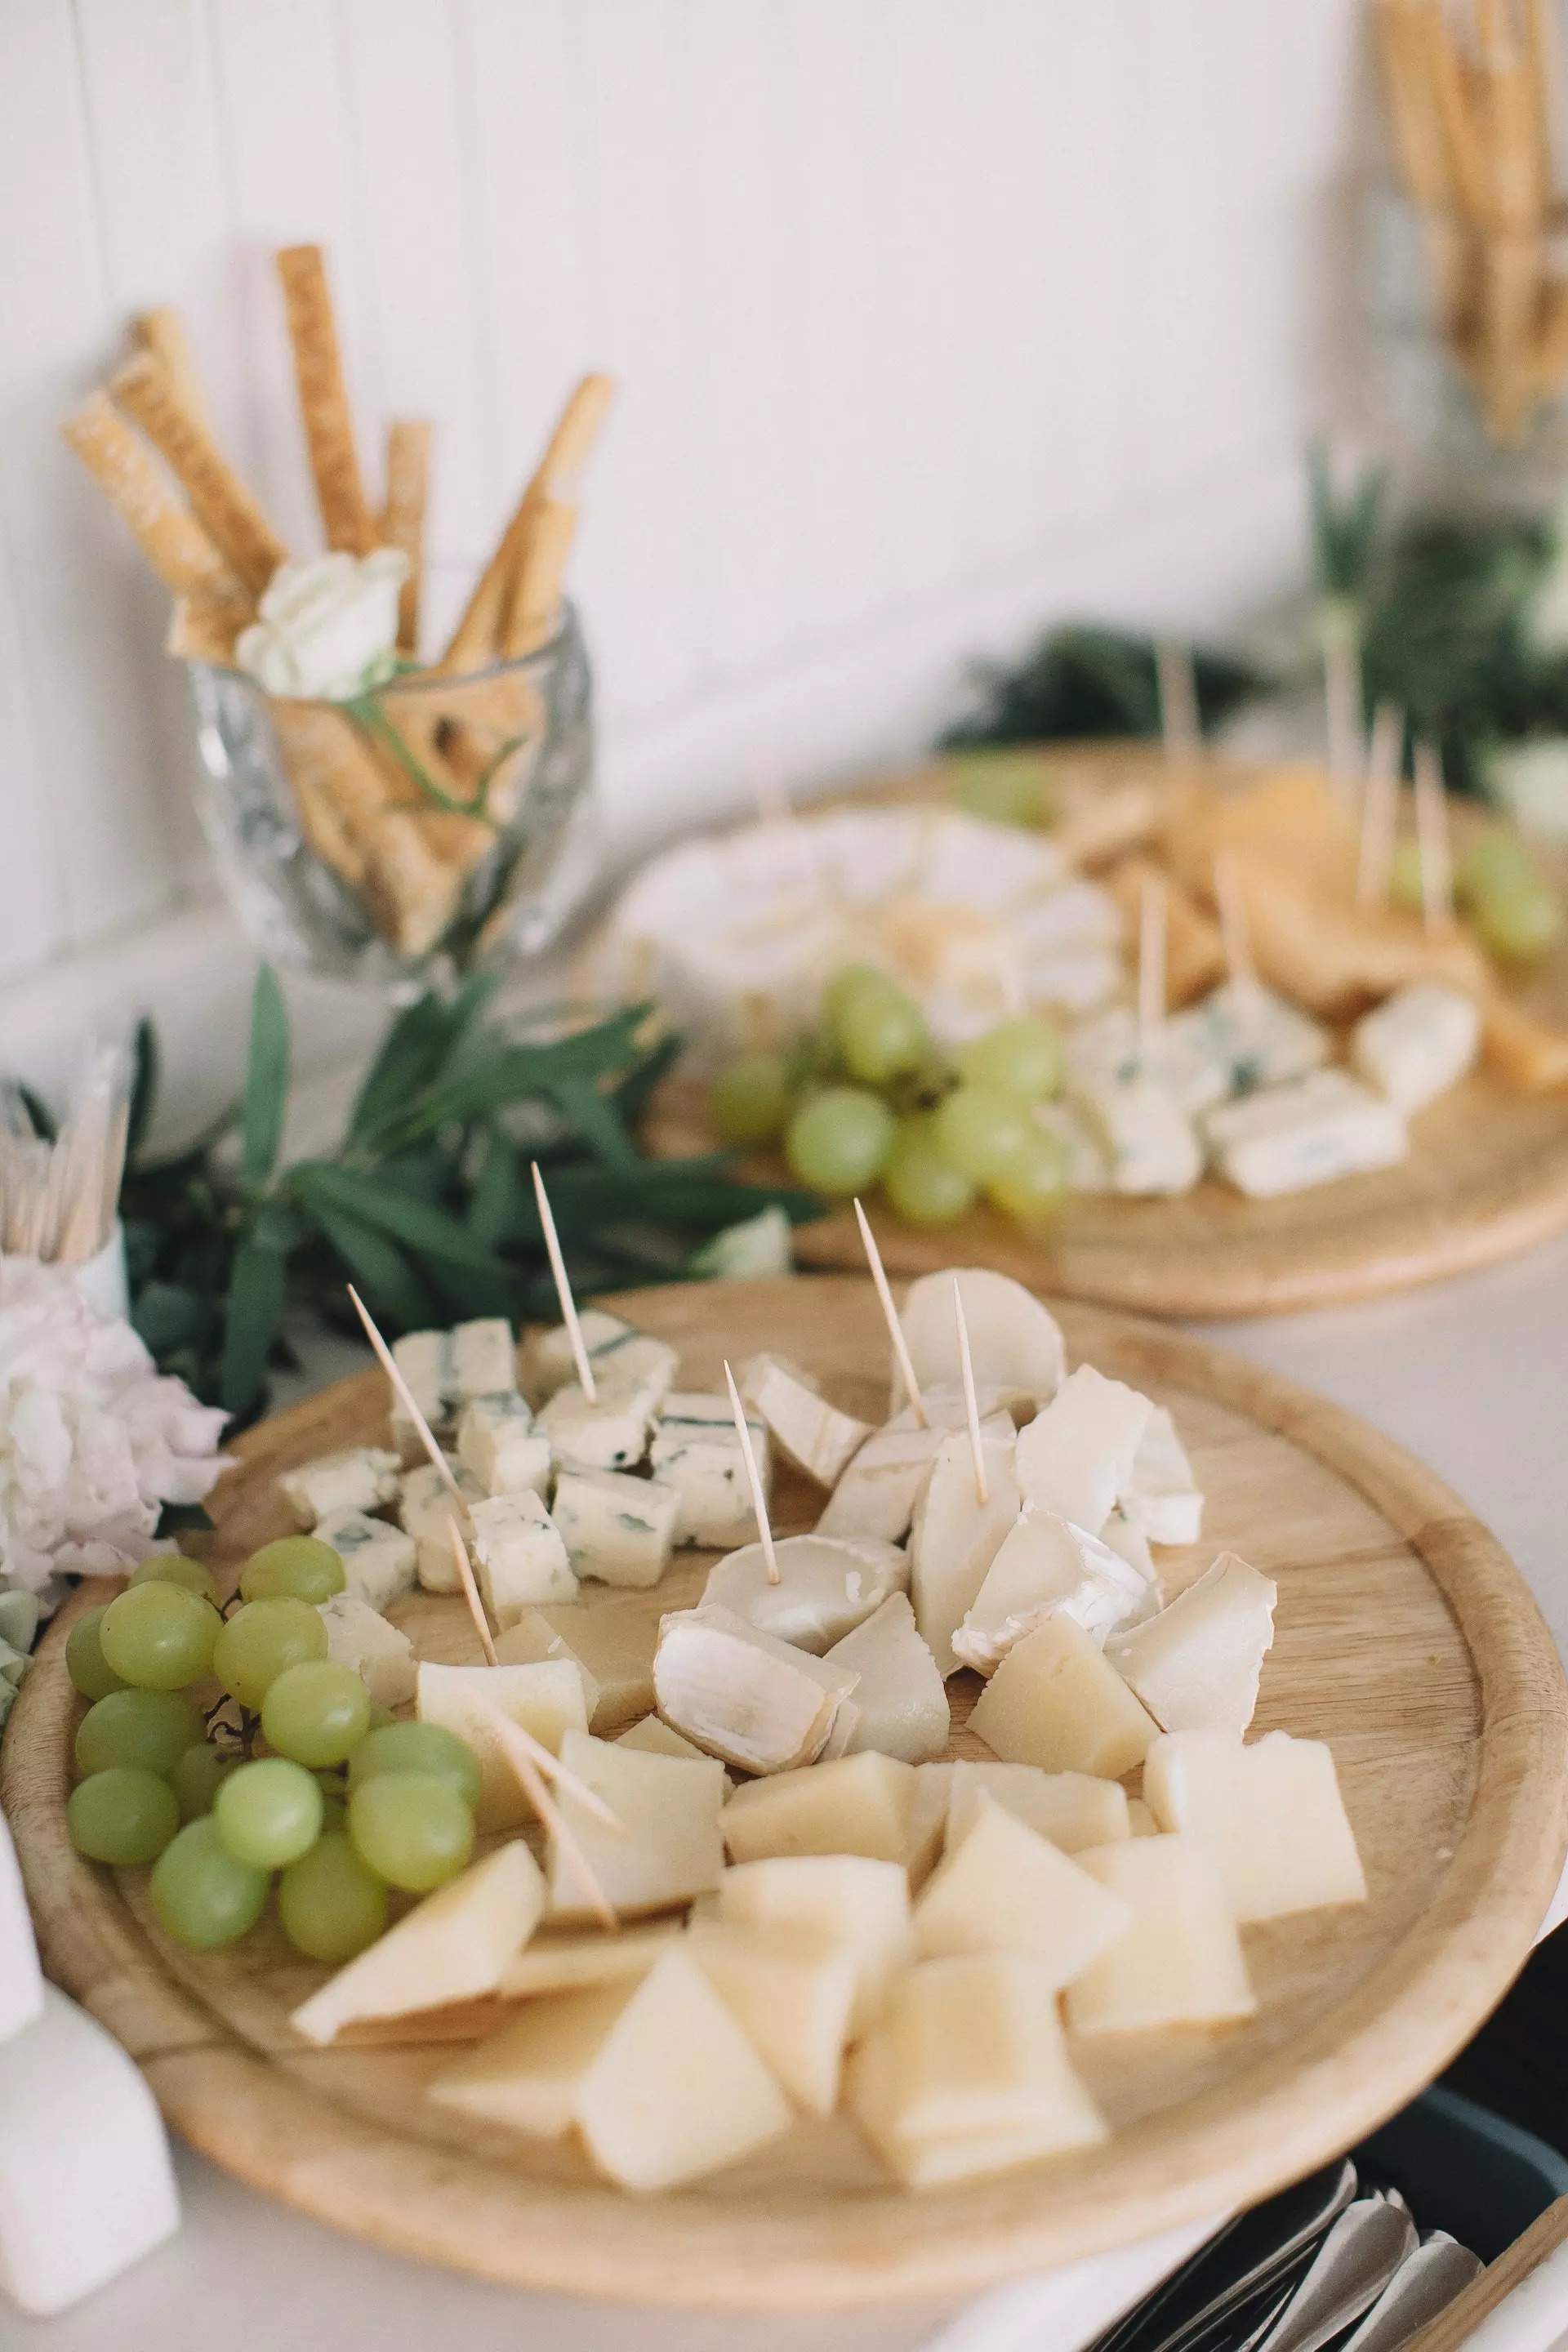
[239,1535,346,1606]
[957,1018,1063,1103]
[66,1607,127,1703]
[784,1087,896,1195]
[932,1085,1032,1183]
[347,1719,482,1811]
[835,984,929,1086]
[348,1771,474,1892]
[710,1054,791,1146]
[1388,838,1426,915]
[1473,880,1563,964]
[261,1659,371,1769]
[1457,831,1537,906]
[68,1766,180,1866]
[129,1554,219,1606]
[74,1688,207,1779]
[278,1830,389,1963]
[881,1116,976,1226]
[951,751,1056,831]
[212,1596,328,1711]
[367,1700,395,1732]
[320,1793,347,1830]
[150,1816,270,1949]
[214,1757,324,1869]
[822,964,889,1025]
[987,1123,1070,1224]
[99,1579,221,1692]
[170,1740,234,1822]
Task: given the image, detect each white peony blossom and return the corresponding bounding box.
[237,548,409,701]
[0,1257,232,1593]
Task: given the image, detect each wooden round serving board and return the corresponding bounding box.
[636,750,1568,1318]
[6,1276,1568,2310]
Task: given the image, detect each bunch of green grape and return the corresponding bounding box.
[1389,827,1562,964]
[710,964,1070,1227]
[66,1537,478,1966]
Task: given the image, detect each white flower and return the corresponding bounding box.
[236,548,409,702]
[0,1258,232,1593]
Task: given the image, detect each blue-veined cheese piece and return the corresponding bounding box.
[1067,1005,1229,1117]
[399,1459,485,1591]
[1067,1064,1202,1196]
[550,1468,679,1589]
[456,1392,552,1499]
[316,1591,416,1708]
[523,1310,679,1410]
[468,1490,577,1622]
[1203,1068,1408,1198]
[388,1320,516,1458]
[1124,1405,1204,1548]
[702,1531,908,1655]
[278,1445,401,1530]
[1036,1098,1110,1192]
[540,1380,659,1475]
[650,1392,770,1548]
[1351,982,1481,1114]
[314,1505,417,1613]
[1166,981,1328,1098]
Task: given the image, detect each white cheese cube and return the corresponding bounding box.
[1143,1727,1367,1922]
[702,1531,906,1654]
[278,1445,402,1530]
[739,1352,871,1488]
[294,1844,544,2045]
[945,1761,1129,1855]
[456,1392,551,1499]
[492,1610,600,1723]
[540,1382,658,1475]
[497,1920,683,1999]
[1352,982,1481,1114]
[909,1428,1021,1677]
[649,1392,770,1548]
[1166,981,1329,1098]
[0,1986,179,2314]
[823,1593,951,1764]
[969,1614,1158,1779]
[546,1731,727,1921]
[898,1269,1067,1404]
[954,1508,1154,1676]
[416,1659,590,1829]
[398,1459,485,1591]
[1069,1065,1203,1196]
[722,1753,916,1866]
[1125,1405,1204,1548]
[717,1855,912,2038]
[316,1592,416,1709]
[1106,1551,1276,1735]
[1036,1096,1111,1192]
[469,1490,577,1624]
[1067,1004,1230,1116]
[653,1606,859,1775]
[0,1816,42,2046]
[915,1793,1132,1985]
[390,1327,452,1455]
[685,1918,859,2117]
[1014,1364,1154,1535]
[314,1507,417,1615]
[524,1312,679,1409]
[1066,1835,1255,2031]
[551,1468,678,1589]
[450,1317,518,1401]
[1203,1067,1408,1198]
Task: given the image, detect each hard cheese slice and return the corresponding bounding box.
[1065,1835,1254,2032]
[969,1614,1158,1778]
[545,1731,726,1922]
[717,1855,912,2038]
[685,1918,859,2116]
[914,1793,1132,1986]
[416,1659,589,1831]
[721,1752,915,1866]
[1143,1728,1367,1922]
[292,1843,544,2045]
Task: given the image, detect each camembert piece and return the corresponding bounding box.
[545,1731,726,1922]
[416,1659,590,1830]
[649,1392,770,1548]
[823,1594,950,1764]
[722,1752,915,1866]
[954,1508,1154,1676]
[292,1843,543,2045]
[1203,1068,1407,1199]
[278,1446,401,1530]
[653,1605,858,1775]
[739,1352,872,1489]
[1066,1835,1255,2033]
[816,1401,1013,1546]
[716,1855,913,2038]
[456,1392,552,1499]
[1352,982,1481,1114]
[551,1468,678,1590]
[915,1793,1132,1985]
[702,1531,906,1655]
[969,1614,1158,1779]
[468,1489,577,1624]
[398,1459,484,1592]
[313,1508,416,1614]
[1125,1405,1204,1548]
[1143,1728,1366,1922]
[1106,1552,1276,1735]
[685,1919,859,2116]
[1013,1365,1153,1534]
[943,1761,1129,1855]
[898,1268,1066,1404]
[316,1592,416,1709]
[1068,1065,1203,1197]
[909,1429,1022,1677]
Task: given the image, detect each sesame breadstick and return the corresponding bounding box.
[380,418,432,655]
[110,352,287,597]
[61,393,245,600]
[275,244,376,555]
[133,306,209,428]
[503,496,577,657]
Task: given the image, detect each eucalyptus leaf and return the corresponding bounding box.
[301,1195,442,1331]
[240,966,290,1187]
[292,1160,510,1273]
[545,1076,642,1172]
[347,993,457,1149]
[220,1232,288,1419]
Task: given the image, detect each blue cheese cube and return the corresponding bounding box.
[1351,982,1481,1114]
[1068,1067,1202,1196]
[278,1446,402,1530]
[1203,1068,1409,1198]
[1067,1006,1228,1116]
[539,1381,657,1474]
[468,1491,577,1624]
[524,1309,679,1408]
[650,1392,770,1549]
[551,1469,679,1589]
[316,1592,416,1708]
[456,1393,552,1499]
[1165,982,1328,1099]
[399,1459,485,1591]
[387,1321,517,1458]
[313,1508,417,1615]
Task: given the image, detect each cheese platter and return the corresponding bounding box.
[3,1273,1566,2309]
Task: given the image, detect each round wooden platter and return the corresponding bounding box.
[6,1276,1568,2310]
[633,749,1568,1318]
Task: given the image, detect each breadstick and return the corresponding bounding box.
[133,306,208,427]
[503,497,577,656]
[110,352,287,597]
[61,393,243,599]
[274,244,376,555]
[380,419,431,655]
[165,593,251,666]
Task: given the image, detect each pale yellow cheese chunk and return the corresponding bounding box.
[545,1731,726,1922]
[721,1751,915,1866]
[416,1659,589,1832]
[915,1793,1132,1985]
[428,1980,635,2139]
[292,1844,543,2046]
[823,1593,950,1765]
[905,1762,954,1890]
[497,1921,683,1999]
[717,1855,912,2038]
[944,1761,1130,1855]
[1126,1797,1160,1836]
[1143,1728,1367,1922]
[614,1713,709,1762]
[1066,1835,1255,2033]
[492,1610,600,1722]
[968,1615,1158,1779]
[685,1918,859,2116]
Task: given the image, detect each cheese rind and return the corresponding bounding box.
[1203,1067,1408,1198]
[468,1489,577,1623]
[416,1659,590,1829]
[545,1731,726,1922]
[823,1593,951,1764]
[1125,1405,1204,1548]
[1066,1835,1255,2032]
[1106,1551,1276,1735]
[649,1392,770,1548]
[1143,1728,1367,1921]
[456,1392,552,1499]
[702,1531,907,1655]
[316,1592,416,1708]
[909,1429,1021,1677]
[313,1507,418,1615]
[1352,982,1481,1114]
[915,1794,1132,1984]
[954,1508,1154,1676]
[292,1842,545,2044]
[551,1468,678,1590]
[653,1605,859,1774]
[968,1614,1158,1779]
[279,1446,401,1529]
[898,1269,1066,1403]
[739,1352,871,1488]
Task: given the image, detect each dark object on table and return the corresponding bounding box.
[939,624,1272,749]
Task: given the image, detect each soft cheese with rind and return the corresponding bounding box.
[739,1351,871,1488]
[702,1530,906,1655]
[1106,1551,1276,1735]
[954,1507,1155,1675]
[823,1593,950,1764]
[653,1604,859,1774]
[1013,1365,1154,1535]
[909,1428,1021,1677]
[816,1401,1013,1545]
[1124,1405,1204,1548]
[898,1268,1066,1403]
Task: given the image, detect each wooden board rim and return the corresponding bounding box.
[5,1280,1567,2310]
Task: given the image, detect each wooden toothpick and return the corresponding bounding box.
[348,1285,468,1513]
[852,1196,926,1427]
[1413,742,1455,933]
[724,1359,779,1584]
[531,1160,596,1401]
[1357,704,1403,909]
[951,1276,988,1506]
[1136,875,1166,1062]
[469,1695,620,1932]
[1213,854,1260,999]
[1156,640,1200,762]
[446,1517,499,1668]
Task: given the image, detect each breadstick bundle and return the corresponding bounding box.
[60,248,613,963]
